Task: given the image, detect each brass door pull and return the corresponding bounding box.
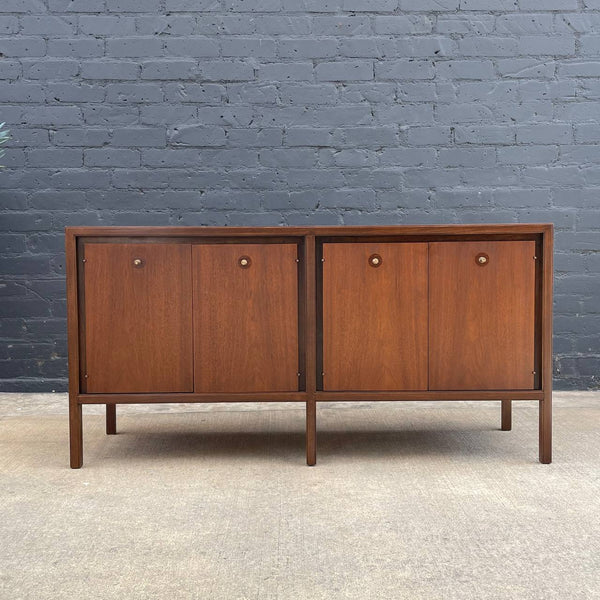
[476,253,489,266]
[369,254,382,268]
[133,258,144,268]
[239,256,251,268]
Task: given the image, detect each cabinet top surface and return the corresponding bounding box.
[66,223,553,238]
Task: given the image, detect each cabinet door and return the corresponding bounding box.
[429,241,536,390]
[83,243,193,393]
[193,244,299,393]
[322,243,428,391]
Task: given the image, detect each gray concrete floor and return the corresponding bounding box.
[1,392,599,599]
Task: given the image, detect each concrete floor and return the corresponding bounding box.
[1,392,599,599]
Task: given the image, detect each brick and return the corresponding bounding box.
[519,36,575,56]
[28,148,83,167]
[336,127,397,147]
[408,126,452,146]
[47,38,104,57]
[165,0,221,9]
[285,128,335,147]
[164,83,225,103]
[374,15,432,34]
[53,128,111,147]
[315,61,373,81]
[227,128,283,147]
[20,16,76,35]
[221,38,276,58]
[79,15,136,35]
[399,0,458,8]
[497,146,558,165]
[169,125,226,147]
[47,83,105,103]
[0,213,52,231]
[85,148,140,167]
[436,60,494,79]
[439,148,495,167]
[436,15,494,34]
[112,128,166,147]
[516,124,572,144]
[22,106,82,126]
[375,60,434,80]
[455,126,515,145]
[496,14,553,34]
[519,0,577,8]
[0,60,22,80]
[280,84,338,105]
[107,0,159,10]
[258,62,312,81]
[107,37,163,57]
[0,83,45,103]
[105,83,163,103]
[559,62,600,78]
[140,105,197,125]
[81,60,139,80]
[458,37,518,57]
[0,37,45,56]
[165,37,219,57]
[379,148,436,167]
[254,16,310,34]
[498,59,555,78]
[23,59,79,79]
[48,0,106,11]
[223,0,282,11]
[202,61,255,81]
[312,16,371,35]
[278,38,338,59]
[141,60,197,80]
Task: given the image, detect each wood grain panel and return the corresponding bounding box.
[322,242,428,391]
[84,243,193,393]
[194,243,299,393]
[429,241,536,390]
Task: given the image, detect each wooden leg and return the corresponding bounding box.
[539,396,552,464]
[501,400,512,431]
[69,400,83,469]
[306,396,316,466]
[106,404,117,435]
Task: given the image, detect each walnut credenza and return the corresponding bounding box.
[66,224,553,468]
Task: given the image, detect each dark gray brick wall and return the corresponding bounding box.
[1,1,599,391]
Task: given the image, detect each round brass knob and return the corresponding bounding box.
[133,258,143,266]
[238,256,251,268]
[476,253,489,266]
[240,258,248,266]
[369,254,382,268]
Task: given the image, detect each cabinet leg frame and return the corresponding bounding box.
[501,400,512,431]
[306,397,316,466]
[539,395,552,464]
[69,400,83,469]
[106,404,117,435]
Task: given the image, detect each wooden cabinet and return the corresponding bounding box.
[67,225,553,469]
[322,242,428,391]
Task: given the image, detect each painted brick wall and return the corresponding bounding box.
[0,0,599,391]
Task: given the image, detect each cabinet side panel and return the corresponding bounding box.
[194,244,299,393]
[322,242,428,391]
[429,240,536,390]
[84,243,193,393]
